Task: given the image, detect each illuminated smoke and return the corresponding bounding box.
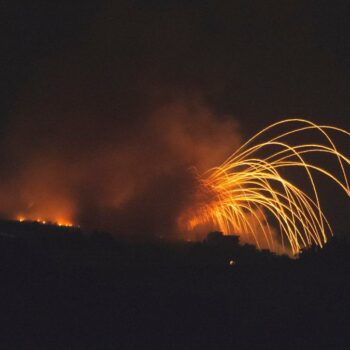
[2,91,349,257]
[0,99,241,238]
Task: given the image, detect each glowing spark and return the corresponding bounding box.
[188,119,350,255]
[56,221,73,227]
[17,216,25,222]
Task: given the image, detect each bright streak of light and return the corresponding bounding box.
[188,119,350,255]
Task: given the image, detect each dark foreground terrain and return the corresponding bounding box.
[0,220,349,349]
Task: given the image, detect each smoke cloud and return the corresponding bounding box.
[0,90,240,238]
[0,2,251,239]
[2,1,349,249]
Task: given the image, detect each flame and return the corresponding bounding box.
[15,215,74,228]
[185,119,350,255]
[17,216,25,223]
[2,102,241,238]
[9,117,350,253]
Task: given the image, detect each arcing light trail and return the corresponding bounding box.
[11,118,349,255]
[187,119,350,255]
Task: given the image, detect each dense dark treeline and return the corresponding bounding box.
[0,221,349,349]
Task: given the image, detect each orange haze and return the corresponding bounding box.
[0,100,241,239]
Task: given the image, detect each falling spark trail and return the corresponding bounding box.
[188,119,350,255]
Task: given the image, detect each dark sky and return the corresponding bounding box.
[3,0,350,131]
[1,0,350,238]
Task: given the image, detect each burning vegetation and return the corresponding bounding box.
[4,115,350,256]
[0,101,240,238]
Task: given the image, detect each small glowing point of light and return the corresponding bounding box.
[229,260,236,266]
[35,219,48,225]
[57,222,73,227]
[188,119,350,255]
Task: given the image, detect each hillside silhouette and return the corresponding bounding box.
[0,220,349,349]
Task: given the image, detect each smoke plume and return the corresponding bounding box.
[0,90,240,238]
[0,1,250,240]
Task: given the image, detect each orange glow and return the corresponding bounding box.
[8,117,349,253]
[17,216,25,222]
[1,102,242,240]
[57,221,73,227]
[185,119,350,255]
[14,215,75,228]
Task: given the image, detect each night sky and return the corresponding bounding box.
[1,4,350,348]
[2,1,350,237]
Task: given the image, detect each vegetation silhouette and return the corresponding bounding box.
[0,220,349,349]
